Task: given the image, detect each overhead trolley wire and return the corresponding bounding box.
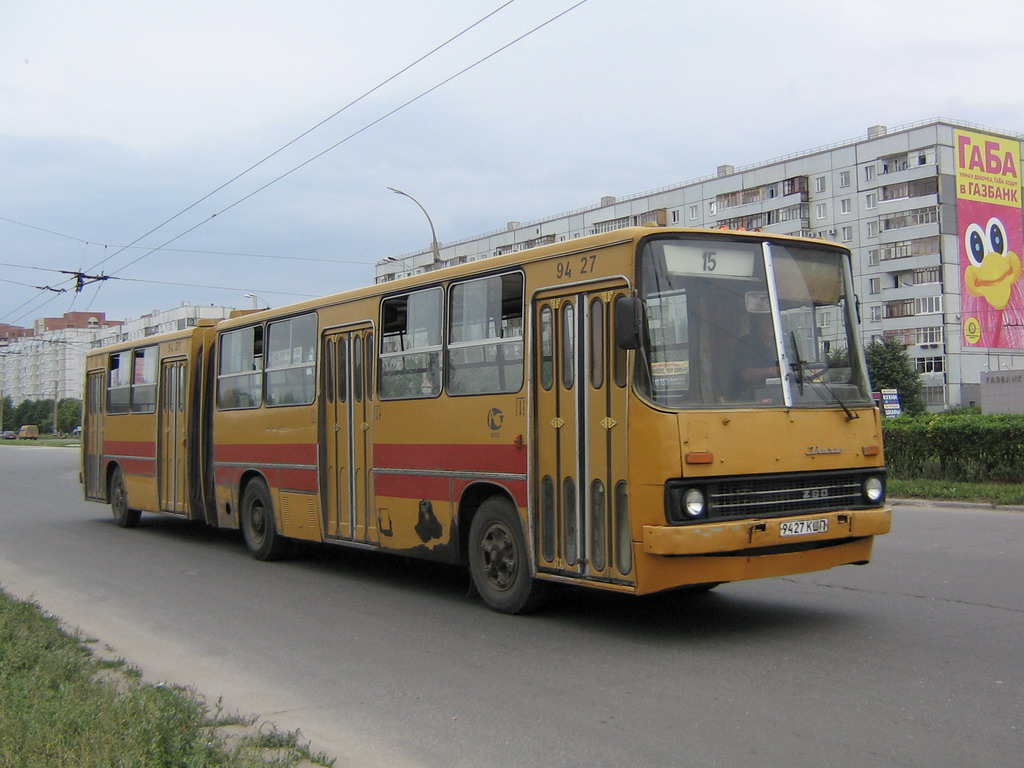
[100,0,591,283]
[3,0,592,319]
[83,0,522,277]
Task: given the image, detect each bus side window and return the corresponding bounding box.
[266,313,316,406]
[218,326,264,409]
[447,273,524,395]
[379,288,442,399]
[130,346,157,413]
[107,351,131,414]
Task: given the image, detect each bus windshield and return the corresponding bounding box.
[635,235,873,410]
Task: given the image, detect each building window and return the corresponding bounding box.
[865,192,877,209]
[840,198,852,215]
[885,299,915,319]
[841,226,853,242]
[867,221,879,237]
[839,170,851,188]
[923,385,945,406]
[870,305,882,322]
[816,203,827,219]
[914,295,943,315]
[865,165,876,182]
[881,177,938,201]
[869,278,880,295]
[868,249,880,266]
[914,266,941,285]
[915,356,944,373]
[688,205,698,221]
[815,176,826,193]
[708,201,717,216]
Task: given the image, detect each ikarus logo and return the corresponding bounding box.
[488,408,504,433]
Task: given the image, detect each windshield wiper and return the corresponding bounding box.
[789,332,805,394]
[789,331,858,420]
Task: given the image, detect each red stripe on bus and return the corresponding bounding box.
[375,443,527,474]
[214,443,318,465]
[214,464,318,494]
[105,440,156,458]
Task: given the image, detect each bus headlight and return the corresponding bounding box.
[683,488,706,519]
[863,475,885,505]
[665,482,709,524]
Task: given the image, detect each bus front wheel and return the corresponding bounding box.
[241,478,288,561]
[109,467,141,528]
[468,497,546,614]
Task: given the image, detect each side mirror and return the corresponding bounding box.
[614,296,643,350]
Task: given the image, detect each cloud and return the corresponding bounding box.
[3,0,1023,322]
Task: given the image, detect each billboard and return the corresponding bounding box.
[955,129,1024,348]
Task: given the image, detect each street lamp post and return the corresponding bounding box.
[388,187,441,264]
[243,293,270,310]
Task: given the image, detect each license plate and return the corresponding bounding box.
[779,518,829,537]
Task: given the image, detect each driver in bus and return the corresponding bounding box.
[730,308,781,401]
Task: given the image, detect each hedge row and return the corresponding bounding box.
[882,412,1024,483]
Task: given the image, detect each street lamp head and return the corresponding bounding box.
[243,293,270,310]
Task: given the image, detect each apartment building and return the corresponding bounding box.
[375,118,1024,410]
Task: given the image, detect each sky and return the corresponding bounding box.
[3,0,1023,326]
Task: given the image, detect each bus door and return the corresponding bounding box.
[158,358,188,513]
[84,370,106,500]
[322,325,376,545]
[533,281,631,582]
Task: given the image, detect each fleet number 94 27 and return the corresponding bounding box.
[556,254,597,279]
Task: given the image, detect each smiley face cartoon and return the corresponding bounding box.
[964,217,1022,310]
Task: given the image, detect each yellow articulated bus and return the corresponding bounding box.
[83,226,891,613]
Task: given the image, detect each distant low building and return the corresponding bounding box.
[979,370,1024,414]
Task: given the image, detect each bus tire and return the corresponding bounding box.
[109,467,141,528]
[468,496,546,614]
[240,478,288,561]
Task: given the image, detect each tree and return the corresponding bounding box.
[0,394,11,432]
[865,337,925,416]
[57,398,83,434]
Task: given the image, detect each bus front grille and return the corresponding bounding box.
[665,469,885,525]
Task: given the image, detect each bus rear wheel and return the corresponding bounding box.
[241,478,289,561]
[109,467,141,528]
[468,497,546,614]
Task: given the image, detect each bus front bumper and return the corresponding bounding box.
[642,508,892,556]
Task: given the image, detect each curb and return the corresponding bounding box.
[890,497,1024,513]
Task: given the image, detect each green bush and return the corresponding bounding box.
[883,412,1024,483]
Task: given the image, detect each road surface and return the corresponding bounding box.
[0,445,1020,767]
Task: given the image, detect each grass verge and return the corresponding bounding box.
[0,589,334,768]
[888,478,1024,506]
